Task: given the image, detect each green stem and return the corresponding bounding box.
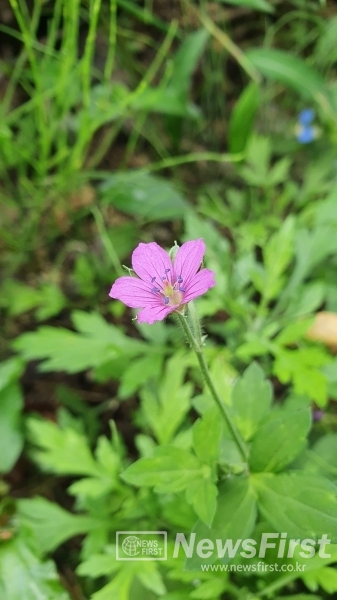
[177,311,248,463]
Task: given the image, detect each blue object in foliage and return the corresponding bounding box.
[298,108,315,126]
[296,125,315,144]
[296,108,316,144]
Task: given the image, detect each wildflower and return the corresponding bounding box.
[109,239,215,324]
[298,109,315,126]
[296,109,316,144]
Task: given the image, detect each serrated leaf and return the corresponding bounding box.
[303,565,337,593]
[141,353,192,445]
[0,280,42,315]
[77,546,119,578]
[0,536,70,600]
[185,477,257,569]
[91,568,134,600]
[276,318,314,346]
[27,417,101,476]
[262,216,295,301]
[253,472,337,541]
[13,310,145,373]
[17,497,98,553]
[192,407,222,465]
[190,578,227,599]
[231,362,272,441]
[121,446,203,493]
[185,479,218,527]
[273,347,329,407]
[119,353,163,398]
[249,407,311,473]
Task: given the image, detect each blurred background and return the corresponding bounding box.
[1,1,337,598]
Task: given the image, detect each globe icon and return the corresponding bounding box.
[122,535,140,556]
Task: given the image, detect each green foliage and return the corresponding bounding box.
[13,310,147,374]
[228,83,261,154]
[216,0,274,12]
[253,472,337,541]
[100,171,187,221]
[17,497,98,554]
[2,0,337,598]
[246,48,327,101]
[0,537,70,600]
[231,362,272,440]
[249,407,311,472]
[0,358,25,473]
[139,353,193,444]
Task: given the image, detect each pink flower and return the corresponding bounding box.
[109,239,215,324]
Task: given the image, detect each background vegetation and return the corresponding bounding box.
[1,0,337,598]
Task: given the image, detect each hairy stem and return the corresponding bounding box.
[177,311,248,463]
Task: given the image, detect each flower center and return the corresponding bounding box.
[150,270,185,307]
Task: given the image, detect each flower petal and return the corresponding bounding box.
[182,269,215,303]
[131,242,173,286]
[173,239,206,287]
[137,304,174,324]
[109,276,155,308]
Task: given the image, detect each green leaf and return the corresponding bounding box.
[132,29,208,119]
[303,434,337,479]
[245,48,327,100]
[262,216,295,301]
[77,546,119,578]
[27,417,101,476]
[35,283,66,321]
[192,407,222,465]
[121,446,203,493]
[168,29,209,97]
[231,362,272,441]
[0,382,24,473]
[0,357,24,391]
[216,0,274,13]
[13,310,145,373]
[0,536,70,600]
[17,497,98,553]
[228,83,260,153]
[119,353,163,398]
[275,319,314,346]
[101,171,187,221]
[131,87,198,117]
[185,477,257,569]
[140,353,192,445]
[273,347,329,407]
[303,565,337,593]
[190,578,227,599]
[87,559,166,600]
[136,561,167,595]
[253,472,337,541]
[0,280,41,315]
[250,407,311,473]
[91,568,134,600]
[185,479,218,527]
